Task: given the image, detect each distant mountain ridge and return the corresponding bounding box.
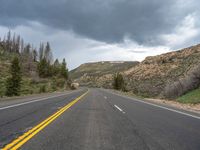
[70,61,139,87]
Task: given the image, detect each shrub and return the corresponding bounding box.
[39,85,46,93]
[56,78,65,88]
[51,78,57,91]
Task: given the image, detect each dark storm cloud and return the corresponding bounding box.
[0,0,198,45]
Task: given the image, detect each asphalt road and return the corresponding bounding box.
[0,89,87,148]
[1,88,200,150]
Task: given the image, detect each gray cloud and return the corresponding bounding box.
[1,0,200,70]
[0,0,199,46]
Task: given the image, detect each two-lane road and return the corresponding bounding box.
[1,88,200,150]
[0,89,87,148]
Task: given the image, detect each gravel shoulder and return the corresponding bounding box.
[145,98,200,114]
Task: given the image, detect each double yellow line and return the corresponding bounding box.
[3,90,89,150]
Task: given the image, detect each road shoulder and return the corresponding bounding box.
[102,88,200,116]
[0,89,82,109]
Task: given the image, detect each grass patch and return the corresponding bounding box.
[177,88,200,104]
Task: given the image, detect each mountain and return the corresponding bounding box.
[70,61,139,88]
[70,44,200,99]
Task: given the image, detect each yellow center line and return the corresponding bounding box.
[2,90,89,150]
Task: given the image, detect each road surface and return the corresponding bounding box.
[0,88,200,150]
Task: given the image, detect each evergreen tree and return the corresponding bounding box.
[6,31,11,52]
[20,38,24,53]
[60,58,68,80]
[33,49,38,62]
[37,58,48,77]
[24,44,31,55]
[53,59,60,75]
[6,56,22,96]
[16,35,20,53]
[39,43,44,61]
[54,59,59,66]
[44,42,53,64]
[12,33,16,52]
[113,73,125,91]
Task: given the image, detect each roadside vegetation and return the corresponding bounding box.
[177,88,200,104]
[113,73,126,92]
[0,31,71,98]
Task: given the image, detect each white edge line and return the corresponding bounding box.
[103,89,200,120]
[0,91,78,110]
[114,104,123,112]
[114,104,125,114]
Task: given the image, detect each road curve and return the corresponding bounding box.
[1,88,200,150]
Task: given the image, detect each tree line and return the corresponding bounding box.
[0,31,69,97]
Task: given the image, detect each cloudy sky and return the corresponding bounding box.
[0,0,200,69]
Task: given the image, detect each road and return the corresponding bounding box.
[0,88,200,150]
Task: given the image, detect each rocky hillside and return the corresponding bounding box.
[71,44,200,98]
[125,44,200,97]
[70,61,139,87]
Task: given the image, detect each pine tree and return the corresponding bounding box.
[39,43,44,61]
[37,58,48,77]
[53,59,60,75]
[16,35,20,53]
[33,49,38,62]
[20,38,24,53]
[6,56,22,96]
[12,33,16,52]
[24,44,31,55]
[44,42,53,64]
[6,31,11,52]
[60,58,68,80]
[113,73,125,91]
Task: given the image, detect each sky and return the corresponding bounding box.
[0,0,200,69]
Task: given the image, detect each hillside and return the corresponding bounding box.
[125,44,200,97]
[71,44,200,99]
[0,32,70,98]
[0,48,68,97]
[70,61,139,87]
